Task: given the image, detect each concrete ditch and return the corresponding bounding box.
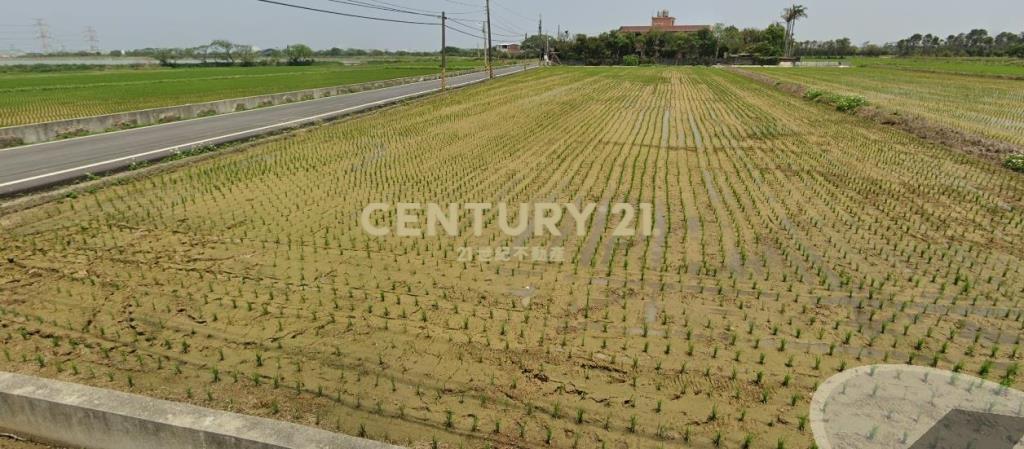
[0,371,402,449]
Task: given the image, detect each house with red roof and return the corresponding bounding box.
[618,10,709,35]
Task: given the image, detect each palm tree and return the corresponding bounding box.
[781,5,808,57]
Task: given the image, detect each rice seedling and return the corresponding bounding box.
[1,65,1021,449]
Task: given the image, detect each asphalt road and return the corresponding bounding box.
[0,64,531,196]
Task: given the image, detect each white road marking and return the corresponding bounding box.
[0,67,525,190]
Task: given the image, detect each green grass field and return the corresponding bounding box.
[800,57,1024,78]
[0,59,487,127]
[848,57,1024,78]
[750,65,1024,147]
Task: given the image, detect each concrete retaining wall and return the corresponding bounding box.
[0,372,402,449]
[0,69,477,146]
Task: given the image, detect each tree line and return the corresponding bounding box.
[127,40,490,67]
[528,25,1024,64]
[142,40,316,67]
[795,30,1024,58]
[525,23,795,66]
[891,30,1024,57]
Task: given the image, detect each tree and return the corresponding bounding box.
[699,29,718,58]
[193,44,212,64]
[781,4,808,57]
[599,31,634,62]
[285,44,315,65]
[760,23,787,56]
[718,26,742,57]
[235,45,258,66]
[860,43,885,57]
[153,48,181,67]
[521,34,554,59]
[664,32,695,62]
[210,39,236,64]
[712,23,726,59]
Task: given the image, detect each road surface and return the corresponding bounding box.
[0,65,530,196]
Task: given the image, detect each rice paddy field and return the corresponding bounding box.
[847,56,1024,78]
[1,66,1023,449]
[0,59,485,127]
[749,65,1024,148]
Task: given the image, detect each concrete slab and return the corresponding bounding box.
[0,372,402,449]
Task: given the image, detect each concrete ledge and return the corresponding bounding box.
[0,372,401,449]
[0,69,478,147]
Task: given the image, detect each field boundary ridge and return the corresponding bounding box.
[726,67,1024,165]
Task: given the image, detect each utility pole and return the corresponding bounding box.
[84,26,99,53]
[33,19,50,54]
[440,12,447,91]
[544,19,549,66]
[485,0,493,79]
[538,15,543,66]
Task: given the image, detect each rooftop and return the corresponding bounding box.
[619,10,709,34]
[619,25,710,33]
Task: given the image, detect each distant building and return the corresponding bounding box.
[618,10,709,35]
[497,43,521,56]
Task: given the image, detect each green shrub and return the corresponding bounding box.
[834,95,868,112]
[1005,154,1024,173]
[804,89,826,101]
[803,88,867,113]
[622,55,640,67]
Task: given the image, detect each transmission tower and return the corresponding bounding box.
[33,18,51,53]
[84,26,99,53]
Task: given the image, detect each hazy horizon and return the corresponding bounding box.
[2,0,1022,53]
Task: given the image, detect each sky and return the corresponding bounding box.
[1,0,1022,53]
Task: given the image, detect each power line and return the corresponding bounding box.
[445,24,483,40]
[445,22,484,40]
[440,0,479,8]
[450,16,521,37]
[491,0,533,22]
[360,0,480,16]
[491,19,524,35]
[255,0,439,25]
[448,17,517,38]
[322,0,440,19]
[259,0,529,50]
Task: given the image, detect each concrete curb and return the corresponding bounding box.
[0,372,403,449]
[0,64,535,198]
[0,69,481,147]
